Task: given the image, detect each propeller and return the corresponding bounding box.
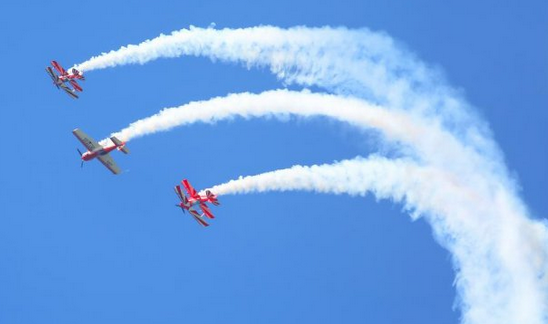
[77,149,84,168]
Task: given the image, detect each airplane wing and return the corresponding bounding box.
[60,83,78,99]
[45,67,59,85]
[199,203,215,219]
[182,179,198,198]
[51,61,67,75]
[174,185,185,202]
[97,153,122,175]
[189,208,209,227]
[175,185,191,205]
[69,80,83,92]
[72,129,100,152]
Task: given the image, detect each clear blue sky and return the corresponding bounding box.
[0,1,546,323]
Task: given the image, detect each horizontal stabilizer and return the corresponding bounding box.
[111,136,129,154]
[205,190,220,206]
[72,68,84,81]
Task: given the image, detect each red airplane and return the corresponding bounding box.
[174,179,220,227]
[46,60,85,99]
[73,128,129,175]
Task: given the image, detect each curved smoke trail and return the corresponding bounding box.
[80,26,548,324]
[101,89,499,200]
[206,156,548,324]
[76,26,495,159]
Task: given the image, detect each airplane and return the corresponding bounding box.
[72,128,129,175]
[174,179,220,227]
[46,60,85,99]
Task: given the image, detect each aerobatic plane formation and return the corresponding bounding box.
[48,60,221,227]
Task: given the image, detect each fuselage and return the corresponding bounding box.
[81,144,118,161]
[178,195,210,209]
[53,75,74,87]
[52,76,64,86]
[59,74,81,82]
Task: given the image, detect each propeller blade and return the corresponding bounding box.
[77,149,84,168]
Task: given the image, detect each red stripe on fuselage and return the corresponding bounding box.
[81,144,118,161]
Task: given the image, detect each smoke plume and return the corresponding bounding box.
[81,26,548,324]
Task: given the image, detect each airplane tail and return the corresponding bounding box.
[205,190,220,206]
[111,136,130,154]
[71,68,85,81]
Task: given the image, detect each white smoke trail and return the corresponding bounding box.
[82,26,548,323]
[76,25,495,160]
[102,88,548,324]
[206,156,548,324]
[81,25,510,198]
[100,89,495,185]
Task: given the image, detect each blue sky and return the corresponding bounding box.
[0,1,546,323]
